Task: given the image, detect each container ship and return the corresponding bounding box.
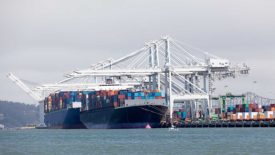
[44,92,86,129]
[44,90,168,129]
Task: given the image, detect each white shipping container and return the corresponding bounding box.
[125,99,166,107]
[265,111,273,118]
[237,112,243,119]
[258,105,262,108]
[72,102,82,108]
[242,112,250,120]
[249,112,258,119]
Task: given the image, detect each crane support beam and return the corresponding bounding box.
[173,94,209,103]
[7,73,42,101]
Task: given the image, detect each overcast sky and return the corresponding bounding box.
[0,0,275,104]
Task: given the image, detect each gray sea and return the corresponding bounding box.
[0,128,274,155]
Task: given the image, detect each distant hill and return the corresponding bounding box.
[0,100,39,128]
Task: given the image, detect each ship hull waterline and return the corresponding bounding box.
[44,108,86,129]
[80,105,168,129]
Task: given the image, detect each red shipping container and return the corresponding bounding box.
[118,95,125,99]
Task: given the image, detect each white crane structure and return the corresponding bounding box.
[7,36,250,125]
[7,73,44,125]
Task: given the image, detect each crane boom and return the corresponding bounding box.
[7,73,42,102]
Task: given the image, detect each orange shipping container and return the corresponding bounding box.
[257,113,266,119]
[108,90,115,96]
[231,114,237,120]
[152,90,160,92]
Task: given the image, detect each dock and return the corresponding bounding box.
[161,119,275,128]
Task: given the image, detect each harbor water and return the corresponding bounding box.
[1,128,275,155]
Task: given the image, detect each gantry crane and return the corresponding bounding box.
[7,36,250,125]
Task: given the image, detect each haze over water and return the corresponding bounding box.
[1,0,275,104]
[1,128,274,155]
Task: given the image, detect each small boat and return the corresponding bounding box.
[168,125,179,131]
[145,123,151,129]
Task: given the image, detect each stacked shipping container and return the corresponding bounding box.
[44,90,164,113]
[222,103,275,120]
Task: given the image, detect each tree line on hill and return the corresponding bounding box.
[0,100,39,128]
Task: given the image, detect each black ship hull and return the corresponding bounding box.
[80,105,168,129]
[44,108,86,129]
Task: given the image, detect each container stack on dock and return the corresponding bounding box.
[218,103,275,121]
[170,102,275,127]
[173,110,188,121]
[171,104,275,129]
[172,109,205,123]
